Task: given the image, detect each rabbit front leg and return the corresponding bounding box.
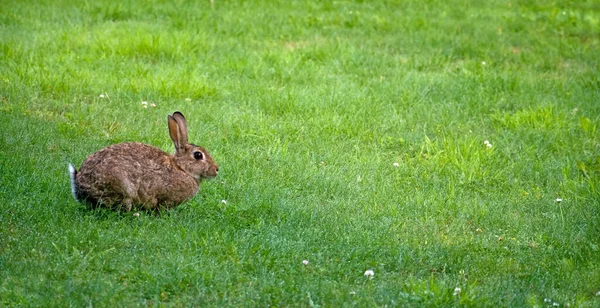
[122,197,134,212]
[118,177,139,211]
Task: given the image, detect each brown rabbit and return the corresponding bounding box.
[69,111,218,211]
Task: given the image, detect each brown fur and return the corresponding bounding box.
[70,112,218,211]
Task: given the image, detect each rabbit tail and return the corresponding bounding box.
[69,163,79,202]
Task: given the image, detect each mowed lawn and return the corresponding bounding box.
[1,0,599,306]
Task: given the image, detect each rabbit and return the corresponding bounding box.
[69,111,218,211]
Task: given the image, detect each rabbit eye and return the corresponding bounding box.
[194,151,204,160]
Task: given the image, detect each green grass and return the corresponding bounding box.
[1,0,600,306]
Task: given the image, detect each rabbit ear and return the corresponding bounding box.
[168,112,188,153]
[172,112,188,144]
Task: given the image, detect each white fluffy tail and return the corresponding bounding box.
[68,163,79,202]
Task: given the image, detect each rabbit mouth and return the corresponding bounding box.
[199,170,218,180]
[203,172,218,179]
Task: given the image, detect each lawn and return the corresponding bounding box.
[1,0,599,306]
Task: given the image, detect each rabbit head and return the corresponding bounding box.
[168,112,219,182]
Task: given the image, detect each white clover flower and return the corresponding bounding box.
[482,61,486,65]
[133,212,140,217]
[544,298,552,303]
[185,98,192,102]
[99,94,105,98]
[393,162,400,167]
[364,269,374,278]
[302,260,309,265]
[150,103,156,108]
[484,140,492,148]
[453,287,461,296]
[221,199,227,205]
[556,198,563,203]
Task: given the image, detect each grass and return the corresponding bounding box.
[1,0,599,306]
